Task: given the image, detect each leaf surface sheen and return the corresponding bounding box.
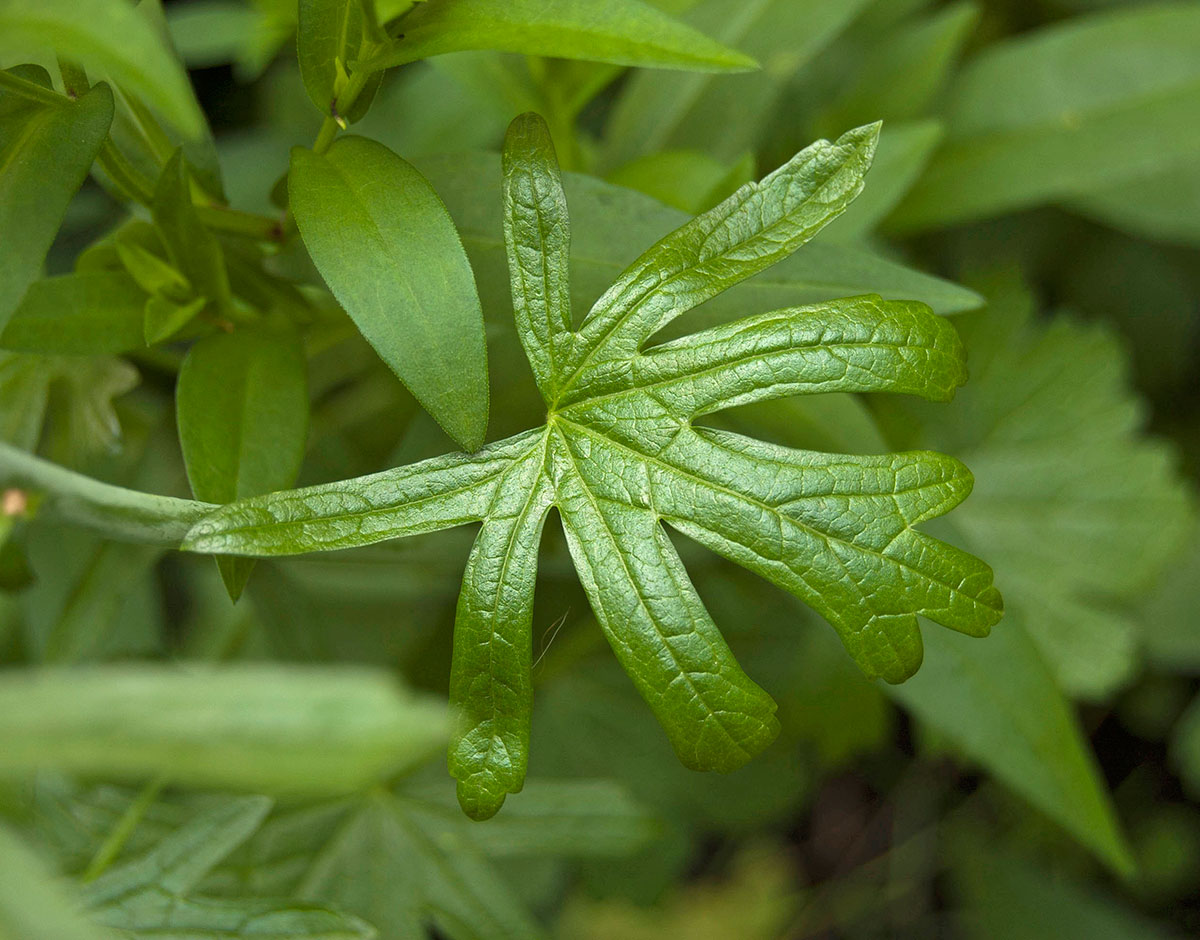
[186,115,1002,819]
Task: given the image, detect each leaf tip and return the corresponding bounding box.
[455,780,508,821]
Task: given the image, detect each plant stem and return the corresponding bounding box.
[81,775,168,882]
[195,204,285,242]
[97,139,157,205]
[0,443,211,547]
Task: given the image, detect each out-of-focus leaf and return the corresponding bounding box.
[1138,524,1200,671]
[362,0,758,74]
[891,3,1200,230]
[152,150,231,316]
[0,0,203,137]
[953,840,1174,939]
[0,82,113,329]
[606,149,754,214]
[881,276,1192,698]
[0,272,147,355]
[1070,159,1200,247]
[602,0,872,167]
[83,796,375,940]
[0,822,109,940]
[0,665,449,794]
[887,609,1134,875]
[289,136,489,451]
[165,0,261,69]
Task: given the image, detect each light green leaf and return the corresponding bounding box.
[361,0,757,74]
[887,610,1134,875]
[0,82,113,329]
[152,150,231,315]
[0,0,203,137]
[289,136,490,451]
[880,275,1193,699]
[176,328,309,600]
[0,271,147,355]
[84,797,375,940]
[601,0,873,167]
[0,665,449,794]
[0,823,110,940]
[890,3,1200,230]
[186,115,1000,818]
[297,0,381,121]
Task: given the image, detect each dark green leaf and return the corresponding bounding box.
[289,137,490,451]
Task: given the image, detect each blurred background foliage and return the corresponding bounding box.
[1,0,1199,936]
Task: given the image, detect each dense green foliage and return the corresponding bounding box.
[0,0,1197,936]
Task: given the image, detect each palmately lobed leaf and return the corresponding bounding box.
[183,113,1001,820]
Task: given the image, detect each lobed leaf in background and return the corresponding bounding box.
[183,114,1001,820]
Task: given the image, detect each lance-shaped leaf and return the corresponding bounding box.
[297,0,383,122]
[289,136,490,451]
[0,81,113,330]
[186,115,1002,820]
[361,0,758,74]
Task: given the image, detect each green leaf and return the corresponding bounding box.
[0,822,110,940]
[297,0,382,121]
[1070,157,1200,247]
[176,328,309,600]
[0,271,147,355]
[0,0,204,137]
[83,797,375,940]
[607,149,755,215]
[890,3,1200,230]
[601,0,873,167]
[886,609,1134,875]
[186,116,1000,818]
[0,664,449,793]
[362,0,758,74]
[880,275,1193,699]
[418,151,985,322]
[0,82,113,330]
[289,136,490,451]
[152,150,231,315]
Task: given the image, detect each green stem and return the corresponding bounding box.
[0,443,211,546]
[97,139,157,206]
[313,115,341,155]
[81,775,168,882]
[195,204,285,242]
[0,70,65,107]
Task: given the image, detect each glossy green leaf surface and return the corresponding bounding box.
[0,82,113,330]
[289,136,489,451]
[363,0,758,73]
[0,0,204,137]
[186,116,1001,819]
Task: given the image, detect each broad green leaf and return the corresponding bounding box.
[83,797,374,940]
[880,276,1193,699]
[601,0,873,167]
[0,665,449,793]
[890,3,1200,230]
[887,609,1134,874]
[1070,158,1200,247]
[289,136,489,451]
[176,328,309,600]
[0,0,203,137]
[152,150,231,316]
[0,823,110,940]
[186,116,1000,818]
[361,0,757,74]
[297,0,382,121]
[165,0,261,69]
[0,82,113,329]
[0,272,147,355]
